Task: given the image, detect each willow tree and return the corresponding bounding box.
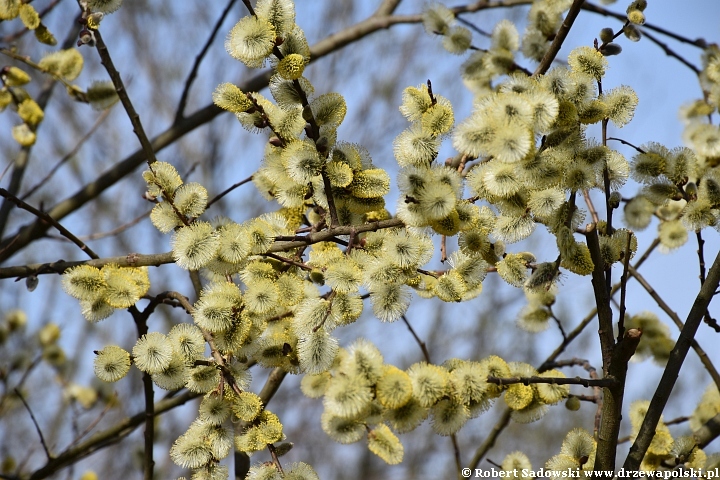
[1,0,719,479]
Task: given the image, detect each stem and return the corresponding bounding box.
[533,0,586,76]
[131,307,154,480]
[93,30,158,166]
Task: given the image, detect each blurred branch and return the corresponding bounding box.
[624,249,720,470]
[0,188,98,259]
[28,390,200,480]
[401,314,431,363]
[0,18,81,239]
[15,389,51,460]
[464,407,512,476]
[694,412,720,449]
[0,0,62,43]
[175,0,237,122]
[80,209,150,241]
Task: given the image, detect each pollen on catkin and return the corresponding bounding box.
[93,345,131,382]
[132,332,174,375]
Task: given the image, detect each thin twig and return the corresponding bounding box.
[80,209,150,241]
[401,315,431,363]
[0,218,406,279]
[15,389,51,460]
[28,391,199,480]
[641,29,700,74]
[93,29,158,166]
[607,137,646,154]
[533,0,585,76]
[206,175,254,208]
[175,0,237,122]
[67,395,116,448]
[0,188,98,259]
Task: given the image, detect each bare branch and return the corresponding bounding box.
[0,188,98,259]
[624,250,720,470]
[175,0,237,122]
[93,29,158,166]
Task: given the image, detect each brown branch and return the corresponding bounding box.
[533,0,585,76]
[486,375,617,388]
[585,224,615,371]
[607,137,646,154]
[0,188,98,259]
[175,0,236,122]
[28,390,200,480]
[93,29,158,166]
[0,218,405,279]
[580,2,708,48]
[624,249,720,471]
[0,251,175,279]
[617,231,633,341]
[594,328,641,471]
[629,266,720,393]
[129,306,155,480]
[401,314,431,363]
[206,175,254,208]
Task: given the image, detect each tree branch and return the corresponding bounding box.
[28,390,200,480]
[624,249,720,471]
[93,29,158,166]
[533,0,585,76]
[486,375,617,388]
[629,265,720,394]
[0,188,98,259]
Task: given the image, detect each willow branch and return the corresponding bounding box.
[487,375,617,388]
[93,29,158,166]
[0,188,98,259]
[28,390,200,480]
[624,249,720,471]
[533,0,585,76]
[629,265,720,393]
[175,0,236,122]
